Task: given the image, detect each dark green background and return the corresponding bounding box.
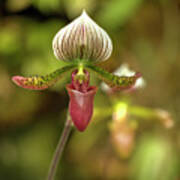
[0,0,179,179]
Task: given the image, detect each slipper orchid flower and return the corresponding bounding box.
[12,10,141,131]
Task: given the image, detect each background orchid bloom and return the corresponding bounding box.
[101,63,145,94]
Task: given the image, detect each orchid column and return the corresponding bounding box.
[12,10,141,180]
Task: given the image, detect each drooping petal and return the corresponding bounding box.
[85,62,142,90]
[66,84,97,131]
[12,64,76,90]
[12,76,49,90]
[52,10,112,62]
[113,64,146,89]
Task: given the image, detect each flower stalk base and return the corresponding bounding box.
[47,114,72,180]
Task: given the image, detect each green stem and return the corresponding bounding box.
[47,114,72,180]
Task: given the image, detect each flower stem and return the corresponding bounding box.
[47,113,72,180]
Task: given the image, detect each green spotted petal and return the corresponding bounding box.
[12,64,76,90]
[84,63,141,90]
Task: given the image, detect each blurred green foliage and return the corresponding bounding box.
[0,0,180,179]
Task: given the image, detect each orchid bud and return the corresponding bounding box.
[155,109,174,128]
[52,10,112,62]
[110,102,136,158]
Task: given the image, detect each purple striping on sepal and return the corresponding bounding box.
[52,10,112,62]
